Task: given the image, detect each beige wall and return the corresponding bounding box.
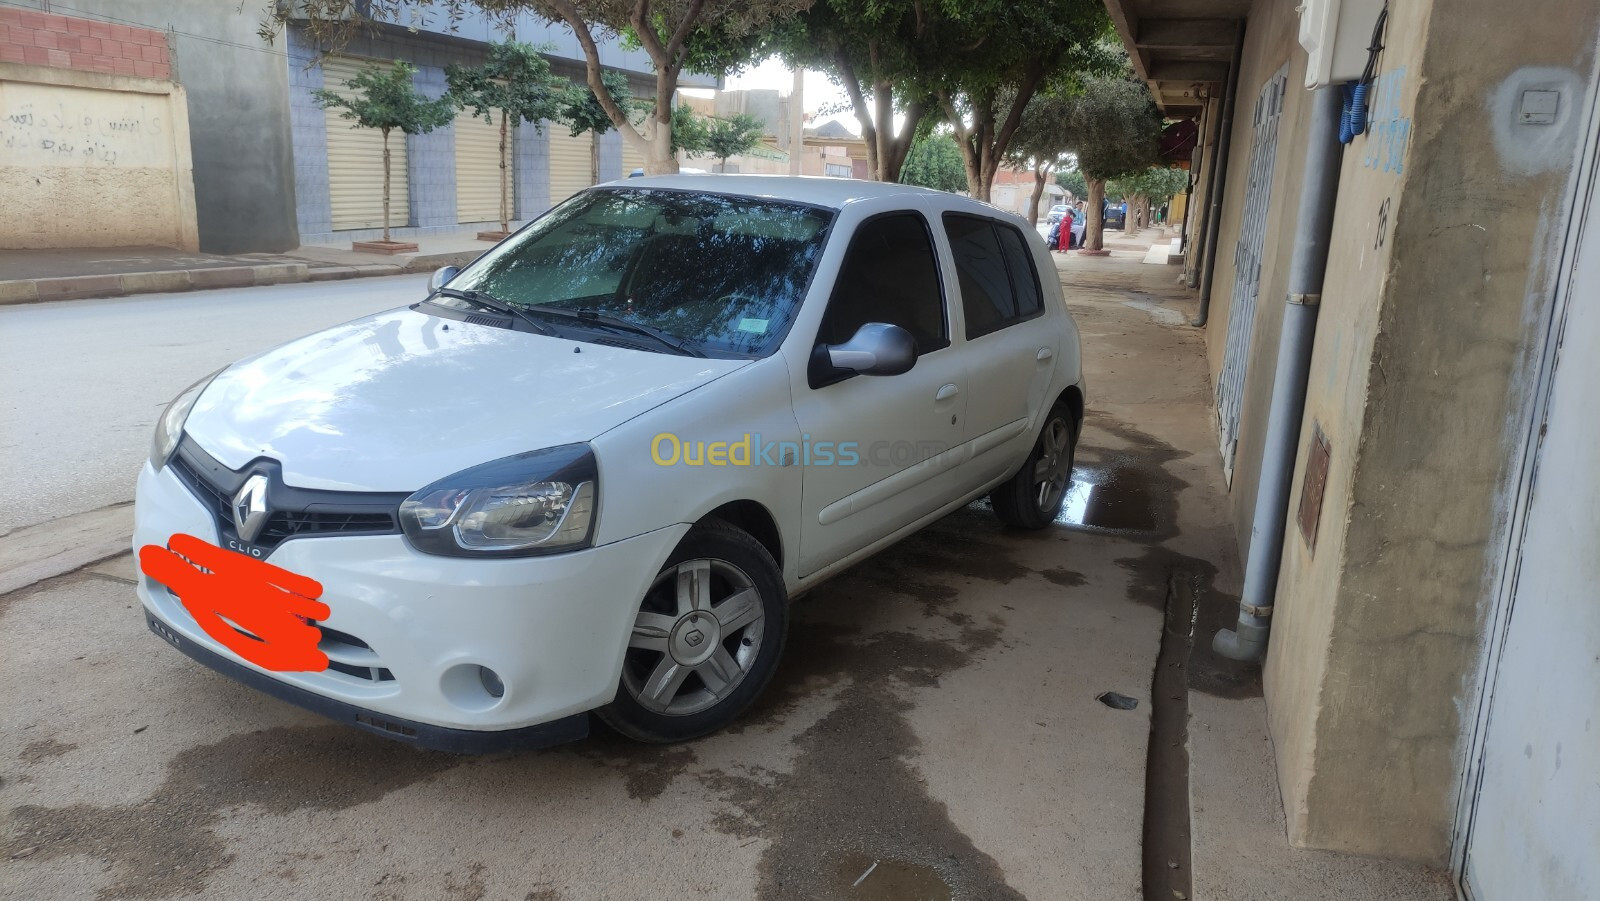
[0,62,197,250]
[1251,0,1600,863]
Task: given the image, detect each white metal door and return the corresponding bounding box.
[620,132,647,177]
[1216,66,1288,480]
[454,111,505,224]
[323,55,409,232]
[548,127,593,205]
[1458,76,1600,901]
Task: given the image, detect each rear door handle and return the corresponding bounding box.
[936,383,960,402]
[1037,347,1054,361]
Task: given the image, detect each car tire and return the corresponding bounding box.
[597,519,787,743]
[991,402,1077,530]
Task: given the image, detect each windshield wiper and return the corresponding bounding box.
[431,288,556,336]
[522,304,706,358]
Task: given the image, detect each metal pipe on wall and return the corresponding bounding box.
[1191,21,1246,324]
[1213,84,1347,662]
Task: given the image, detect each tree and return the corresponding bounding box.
[899,133,966,193]
[446,41,567,235]
[314,61,456,245]
[1108,166,1188,231]
[266,0,813,175]
[1004,91,1075,224]
[934,0,1113,202]
[1060,68,1161,251]
[696,112,767,171]
[770,0,939,183]
[1055,167,1087,201]
[557,69,642,180]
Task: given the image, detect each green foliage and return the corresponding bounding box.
[445,41,566,130]
[557,70,641,138]
[1060,67,1162,182]
[899,134,967,193]
[1055,167,1088,199]
[670,105,711,154]
[696,112,767,167]
[1109,167,1189,204]
[313,60,456,136]
[1006,91,1075,171]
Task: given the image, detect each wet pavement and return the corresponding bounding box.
[0,250,1448,900]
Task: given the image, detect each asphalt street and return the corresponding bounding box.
[0,275,428,534]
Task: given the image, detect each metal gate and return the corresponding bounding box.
[1216,66,1288,480]
[323,55,410,232]
[454,111,504,224]
[548,127,593,205]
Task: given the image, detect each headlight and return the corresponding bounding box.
[150,368,223,468]
[399,445,599,557]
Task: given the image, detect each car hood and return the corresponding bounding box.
[182,308,748,492]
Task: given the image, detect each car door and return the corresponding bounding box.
[940,213,1058,489]
[786,210,968,576]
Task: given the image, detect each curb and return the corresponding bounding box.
[0,250,479,305]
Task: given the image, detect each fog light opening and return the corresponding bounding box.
[478,665,505,699]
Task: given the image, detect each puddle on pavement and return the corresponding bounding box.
[832,851,952,900]
[1055,464,1159,533]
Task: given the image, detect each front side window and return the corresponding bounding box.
[447,188,834,357]
[944,214,1045,339]
[816,213,948,354]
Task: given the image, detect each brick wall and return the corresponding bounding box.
[0,8,171,80]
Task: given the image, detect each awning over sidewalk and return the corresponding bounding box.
[1102,0,1250,116]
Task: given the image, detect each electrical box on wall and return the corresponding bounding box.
[1297,0,1387,89]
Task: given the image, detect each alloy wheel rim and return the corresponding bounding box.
[1032,419,1072,512]
[621,558,765,716]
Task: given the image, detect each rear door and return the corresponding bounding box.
[940,213,1058,489]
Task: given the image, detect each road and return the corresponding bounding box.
[0,275,428,534]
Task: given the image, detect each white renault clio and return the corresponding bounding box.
[136,176,1084,752]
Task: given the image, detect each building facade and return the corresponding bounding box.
[1104,0,1600,896]
[1,1,708,253]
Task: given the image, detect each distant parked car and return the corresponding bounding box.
[1103,202,1126,230]
[1046,203,1069,225]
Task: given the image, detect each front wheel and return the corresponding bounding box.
[598,519,787,743]
[991,403,1077,529]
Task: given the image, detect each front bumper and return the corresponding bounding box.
[134,461,689,751]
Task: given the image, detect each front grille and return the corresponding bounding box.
[167,437,406,553]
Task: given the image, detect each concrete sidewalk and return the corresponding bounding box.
[0,232,490,304]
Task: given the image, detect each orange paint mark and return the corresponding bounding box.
[139,533,330,673]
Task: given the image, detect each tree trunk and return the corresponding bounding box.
[499,111,510,234]
[1026,164,1050,225]
[381,128,392,245]
[591,131,600,184]
[644,116,679,176]
[1083,177,1106,252]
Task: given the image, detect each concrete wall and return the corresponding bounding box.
[1256,0,1600,863]
[0,40,197,250]
[4,0,301,253]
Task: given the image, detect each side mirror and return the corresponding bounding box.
[428,266,460,294]
[808,322,917,387]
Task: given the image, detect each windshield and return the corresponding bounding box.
[446,188,835,357]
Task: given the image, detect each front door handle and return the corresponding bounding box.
[935,383,960,402]
[1037,347,1054,361]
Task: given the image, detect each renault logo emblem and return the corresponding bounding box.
[232,474,270,543]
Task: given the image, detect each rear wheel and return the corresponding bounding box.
[991,403,1077,530]
[598,519,787,743]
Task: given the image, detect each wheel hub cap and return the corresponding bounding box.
[669,613,721,666]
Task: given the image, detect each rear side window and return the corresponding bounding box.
[944,214,1044,339]
[817,213,948,354]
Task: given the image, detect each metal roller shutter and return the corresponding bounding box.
[455,112,505,223]
[548,127,593,205]
[620,134,646,178]
[323,55,410,232]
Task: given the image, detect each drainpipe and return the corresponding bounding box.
[1190,20,1245,324]
[1214,85,1346,662]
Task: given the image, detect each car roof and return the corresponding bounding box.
[598,174,959,212]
